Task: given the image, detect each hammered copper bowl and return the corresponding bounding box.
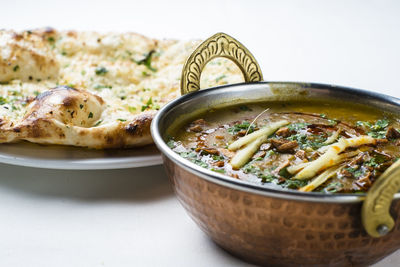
[151,34,400,266]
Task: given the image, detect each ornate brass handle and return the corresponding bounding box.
[180,33,263,95]
[362,159,400,237]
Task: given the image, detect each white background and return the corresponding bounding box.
[0,0,400,266]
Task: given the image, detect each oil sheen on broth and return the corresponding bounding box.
[167,101,400,193]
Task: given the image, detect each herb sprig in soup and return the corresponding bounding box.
[167,102,400,193]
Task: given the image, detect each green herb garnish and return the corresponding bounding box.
[239,105,251,111]
[0,97,8,105]
[47,37,56,49]
[133,50,157,72]
[357,119,389,139]
[287,122,309,131]
[94,84,112,90]
[323,182,343,193]
[212,155,225,161]
[282,179,308,189]
[211,168,225,173]
[215,74,226,83]
[95,66,108,76]
[141,97,157,111]
[167,139,176,149]
[178,150,209,168]
[344,167,363,178]
[228,121,255,135]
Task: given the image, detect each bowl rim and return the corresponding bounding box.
[151,81,400,203]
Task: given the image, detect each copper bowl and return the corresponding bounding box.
[151,33,400,266]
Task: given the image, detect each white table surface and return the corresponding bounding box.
[1,0,400,266]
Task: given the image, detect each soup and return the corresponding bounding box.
[167,100,400,193]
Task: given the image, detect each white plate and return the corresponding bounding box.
[0,142,162,170]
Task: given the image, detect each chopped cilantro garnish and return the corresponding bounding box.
[133,50,157,72]
[79,104,84,109]
[94,84,112,90]
[167,139,176,149]
[93,120,102,127]
[356,121,371,128]
[10,90,20,96]
[266,150,275,157]
[95,66,108,75]
[287,122,308,131]
[0,97,8,105]
[215,74,226,83]
[323,182,343,193]
[374,119,389,130]
[365,158,379,167]
[13,65,19,72]
[288,132,326,150]
[211,168,225,173]
[278,167,291,178]
[46,37,56,49]
[239,105,251,111]
[88,112,93,119]
[242,161,279,183]
[259,173,276,183]
[228,121,255,135]
[365,154,387,167]
[282,179,307,189]
[193,159,209,168]
[357,119,390,139]
[212,155,225,161]
[178,150,209,168]
[141,97,154,111]
[345,167,363,178]
[128,106,137,112]
[117,118,126,122]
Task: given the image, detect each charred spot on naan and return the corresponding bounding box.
[125,113,153,136]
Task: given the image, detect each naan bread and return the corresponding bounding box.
[0,28,242,148]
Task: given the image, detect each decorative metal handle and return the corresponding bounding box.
[362,159,400,237]
[180,33,263,95]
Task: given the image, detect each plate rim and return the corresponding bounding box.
[0,143,163,170]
